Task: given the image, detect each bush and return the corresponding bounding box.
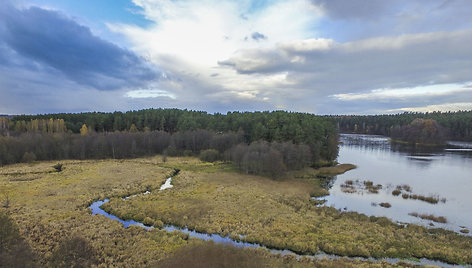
[53,163,63,172]
[0,211,35,267]
[199,149,220,163]
[21,152,37,163]
[392,189,401,196]
[49,236,98,268]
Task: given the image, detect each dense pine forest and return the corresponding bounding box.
[0,110,338,176]
[333,110,472,141]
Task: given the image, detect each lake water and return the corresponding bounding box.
[321,134,472,234]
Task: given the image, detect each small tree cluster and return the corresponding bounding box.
[391,118,448,145]
[228,141,313,178]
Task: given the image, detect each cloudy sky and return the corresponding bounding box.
[1,0,471,115]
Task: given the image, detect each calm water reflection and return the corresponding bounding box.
[323,134,472,234]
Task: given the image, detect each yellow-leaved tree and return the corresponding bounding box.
[80,124,88,135]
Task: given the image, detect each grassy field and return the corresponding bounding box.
[1,157,470,267]
[105,157,472,265]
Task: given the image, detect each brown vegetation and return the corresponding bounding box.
[340,179,382,194]
[104,158,472,264]
[393,184,445,204]
[409,212,447,223]
[49,236,98,267]
[1,157,471,266]
[0,211,35,267]
[157,241,405,268]
[317,164,356,175]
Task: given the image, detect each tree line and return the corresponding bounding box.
[0,109,339,176]
[332,110,472,141]
[8,109,337,149]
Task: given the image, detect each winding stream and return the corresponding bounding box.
[89,173,466,267]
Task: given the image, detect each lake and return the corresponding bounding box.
[321,134,472,234]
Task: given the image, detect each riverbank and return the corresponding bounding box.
[389,138,446,147]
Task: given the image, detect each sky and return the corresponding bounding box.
[1,0,471,115]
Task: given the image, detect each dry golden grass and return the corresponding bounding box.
[316,164,357,175]
[1,157,405,267]
[103,158,472,265]
[157,241,406,268]
[0,158,188,267]
[409,212,447,223]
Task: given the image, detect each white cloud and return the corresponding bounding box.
[388,102,472,113]
[125,89,175,99]
[110,0,320,107]
[333,84,472,101]
[221,29,472,97]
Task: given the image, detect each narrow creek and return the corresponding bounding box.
[89,173,465,267]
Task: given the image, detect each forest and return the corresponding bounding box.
[333,110,472,141]
[0,110,338,177]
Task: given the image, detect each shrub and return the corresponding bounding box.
[21,152,37,163]
[0,211,35,267]
[392,189,401,196]
[199,149,220,163]
[379,202,391,208]
[53,163,63,172]
[49,236,98,267]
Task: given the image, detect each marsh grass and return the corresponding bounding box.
[0,158,189,266]
[157,241,405,268]
[401,193,442,204]
[1,157,471,266]
[103,158,472,265]
[409,212,447,223]
[340,179,382,194]
[317,164,356,175]
[392,190,401,196]
[393,184,445,204]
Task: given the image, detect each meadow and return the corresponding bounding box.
[1,157,471,267]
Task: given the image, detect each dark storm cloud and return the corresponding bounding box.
[0,4,159,90]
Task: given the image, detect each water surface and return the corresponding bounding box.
[322,134,472,234]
